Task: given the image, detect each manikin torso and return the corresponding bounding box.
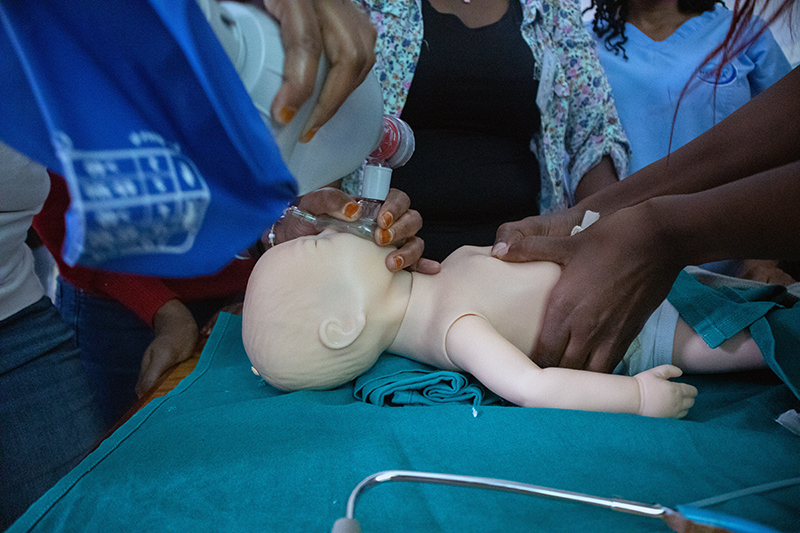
[389,246,561,370]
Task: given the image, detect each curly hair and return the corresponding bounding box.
[587,0,723,59]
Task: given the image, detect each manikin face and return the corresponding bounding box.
[242,229,396,391]
[273,228,395,282]
[294,227,383,251]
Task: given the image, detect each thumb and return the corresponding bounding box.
[135,346,157,398]
[493,234,572,264]
[136,342,178,398]
[651,364,684,380]
[492,217,542,258]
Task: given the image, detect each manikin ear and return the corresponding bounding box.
[319,312,367,350]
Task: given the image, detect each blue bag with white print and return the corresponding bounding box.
[0,0,296,277]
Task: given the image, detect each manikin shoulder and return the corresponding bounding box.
[439,246,561,283]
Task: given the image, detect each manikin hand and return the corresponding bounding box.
[259,0,377,142]
[135,299,199,398]
[634,365,697,418]
[493,203,683,373]
[269,187,440,274]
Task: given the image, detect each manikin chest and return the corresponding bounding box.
[392,246,561,369]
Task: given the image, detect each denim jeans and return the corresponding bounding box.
[0,297,104,529]
[56,278,242,430]
[56,279,153,430]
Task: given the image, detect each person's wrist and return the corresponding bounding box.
[573,191,610,220]
[267,207,291,247]
[247,208,291,260]
[154,300,197,333]
[634,197,690,271]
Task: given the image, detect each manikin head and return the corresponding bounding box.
[242,230,408,391]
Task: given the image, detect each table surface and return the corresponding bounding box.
[16,312,798,533]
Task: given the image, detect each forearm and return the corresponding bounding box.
[648,160,800,266]
[578,67,800,215]
[517,367,642,415]
[573,155,618,202]
[451,317,689,417]
[96,273,178,327]
[449,315,641,414]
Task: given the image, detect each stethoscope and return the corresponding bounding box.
[332,470,800,533]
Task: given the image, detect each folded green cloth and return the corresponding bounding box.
[354,352,501,406]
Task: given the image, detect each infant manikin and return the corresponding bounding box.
[242,231,766,418]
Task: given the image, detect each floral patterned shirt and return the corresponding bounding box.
[348,0,630,212]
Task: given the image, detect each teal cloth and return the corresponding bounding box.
[10,313,800,532]
[668,269,800,400]
[354,352,501,407]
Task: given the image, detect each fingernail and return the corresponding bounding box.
[392,256,404,271]
[379,228,393,245]
[380,212,393,228]
[278,106,297,125]
[300,127,319,143]
[491,242,509,258]
[344,202,360,219]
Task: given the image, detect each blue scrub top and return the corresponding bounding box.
[590,5,791,176]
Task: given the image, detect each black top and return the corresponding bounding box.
[391,0,540,261]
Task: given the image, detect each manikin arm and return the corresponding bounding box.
[446,315,696,418]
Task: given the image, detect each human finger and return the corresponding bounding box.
[135,341,190,398]
[385,235,424,273]
[260,0,323,127]
[551,315,600,371]
[377,188,412,230]
[583,342,629,374]
[272,188,359,244]
[494,233,573,265]
[300,0,377,142]
[296,187,360,220]
[409,258,442,275]
[492,210,583,259]
[563,308,643,373]
[530,284,620,371]
[374,207,423,249]
[374,188,420,246]
[136,356,167,398]
[529,300,572,368]
[491,218,533,259]
[136,346,157,397]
